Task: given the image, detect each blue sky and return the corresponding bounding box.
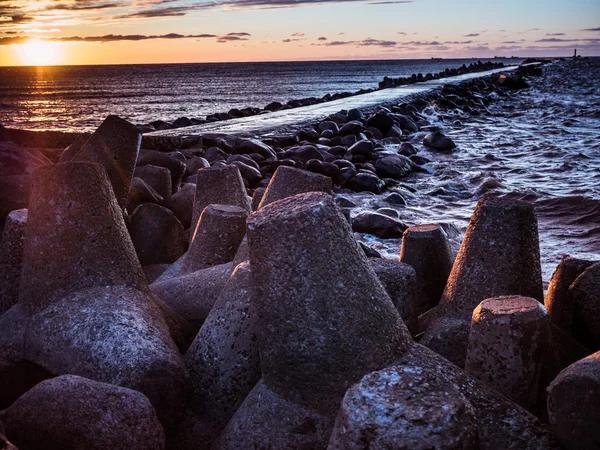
[0,0,598,64]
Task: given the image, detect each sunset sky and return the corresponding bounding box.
[0,0,598,65]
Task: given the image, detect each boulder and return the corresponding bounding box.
[230,161,262,187]
[366,112,394,133]
[72,115,141,208]
[134,165,173,204]
[126,177,163,214]
[423,131,456,151]
[352,211,407,239]
[0,375,165,450]
[374,155,413,178]
[128,203,187,265]
[346,172,384,194]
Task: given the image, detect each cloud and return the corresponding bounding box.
[367,1,414,4]
[291,32,305,37]
[227,32,251,36]
[317,36,327,41]
[216,35,249,43]
[359,38,396,47]
[401,40,442,46]
[580,27,600,32]
[0,33,254,45]
[535,37,600,43]
[502,41,519,44]
[546,32,565,36]
[44,2,122,11]
[464,33,479,37]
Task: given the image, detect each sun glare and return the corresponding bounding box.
[19,39,60,66]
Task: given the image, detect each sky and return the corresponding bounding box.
[0,0,598,65]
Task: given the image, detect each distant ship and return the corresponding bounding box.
[431,57,443,61]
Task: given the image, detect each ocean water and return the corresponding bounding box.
[0,58,521,132]
[351,57,600,284]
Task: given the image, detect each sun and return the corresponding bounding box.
[18,39,61,66]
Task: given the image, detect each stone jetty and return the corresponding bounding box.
[0,61,592,450]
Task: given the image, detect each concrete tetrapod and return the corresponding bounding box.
[168,262,260,449]
[190,165,251,237]
[544,255,596,336]
[547,350,600,450]
[0,162,189,429]
[257,165,332,209]
[465,296,549,412]
[328,366,480,450]
[420,195,543,367]
[0,375,165,450]
[569,262,600,350]
[71,115,142,208]
[399,223,454,315]
[0,209,27,315]
[217,192,410,449]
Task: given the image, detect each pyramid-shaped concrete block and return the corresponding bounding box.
[258,166,332,209]
[0,209,27,315]
[72,115,141,208]
[0,162,189,429]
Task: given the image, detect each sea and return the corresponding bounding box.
[1,57,598,283]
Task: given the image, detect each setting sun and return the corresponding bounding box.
[18,40,60,66]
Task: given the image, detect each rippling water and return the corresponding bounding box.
[0,58,521,132]
[351,58,600,284]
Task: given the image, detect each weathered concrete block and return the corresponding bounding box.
[569,262,600,349]
[0,375,165,450]
[0,209,27,315]
[258,166,332,209]
[134,164,173,205]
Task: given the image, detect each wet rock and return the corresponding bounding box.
[0,209,27,315]
[547,350,600,450]
[190,165,251,236]
[129,203,187,265]
[185,156,210,176]
[220,192,411,448]
[305,159,340,183]
[370,258,419,335]
[347,172,384,194]
[235,138,276,159]
[183,204,247,274]
[0,162,189,428]
[347,108,363,121]
[72,115,141,208]
[423,130,456,151]
[259,166,332,209]
[366,112,394,133]
[359,241,382,258]
[328,366,479,450]
[150,262,235,329]
[318,121,339,134]
[398,142,417,156]
[384,192,407,205]
[334,196,357,208]
[421,195,543,368]
[126,177,163,214]
[0,375,165,450]
[544,255,596,336]
[230,161,262,188]
[338,120,363,136]
[169,182,195,229]
[569,262,600,349]
[175,262,261,448]
[172,116,192,128]
[352,211,407,238]
[466,296,548,412]
[410,154,431,165]
[374,155,413,178]
[392,113,419,133]
[347,140,374,157]
[134,164,172,204]
[284,145,323,164]
[400,224,454,315]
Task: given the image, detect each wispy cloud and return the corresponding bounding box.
[580,27,600,32]
[464,33,479,37]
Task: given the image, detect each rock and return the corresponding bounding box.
[72,115,141,208]
[366,112,394,133]
[305,159,340,183]
[338,120,363,136]
[227,154,259,170]
[0,375,165,450]
[134,165,173,204]
[0,142,52,176]
[0,209,27,315]
[229,161,262,188]
[129,203,187,265]
[392,113,419,133]
[0,162,189,428]
[347,140,374,157]
[465,296,548,412]
[183,204,247,274]
[400,224,454,315]
[347,108,363,121]
[185,156,210,176]
[398,142,417,156]
[150,262,235,329]
[172,116,192,128]
[318,121,339,134]
[352,211,407,239]
[347,172,384,194]
[169,182,195,229]
[174,262,261,448]
[423,131,456,151]
[569,262,600,349]
[284,145,323,164]
[258,166,332,209]
[374,155,413,178]
[58,133,88,163]
[220,192,411,448]
[544,256,596,336]
[190,165,251,237]
[370,258,419,335]
[334,196,357,208]
[421,195,543,368]
[251,187,266,211]
[137,150,186,193]
[328,366,479,450]
[384,192,407,205]
[126,177,163,214]
[547,350,600,450]
[342,134,357,147]
[235,138,276,159]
